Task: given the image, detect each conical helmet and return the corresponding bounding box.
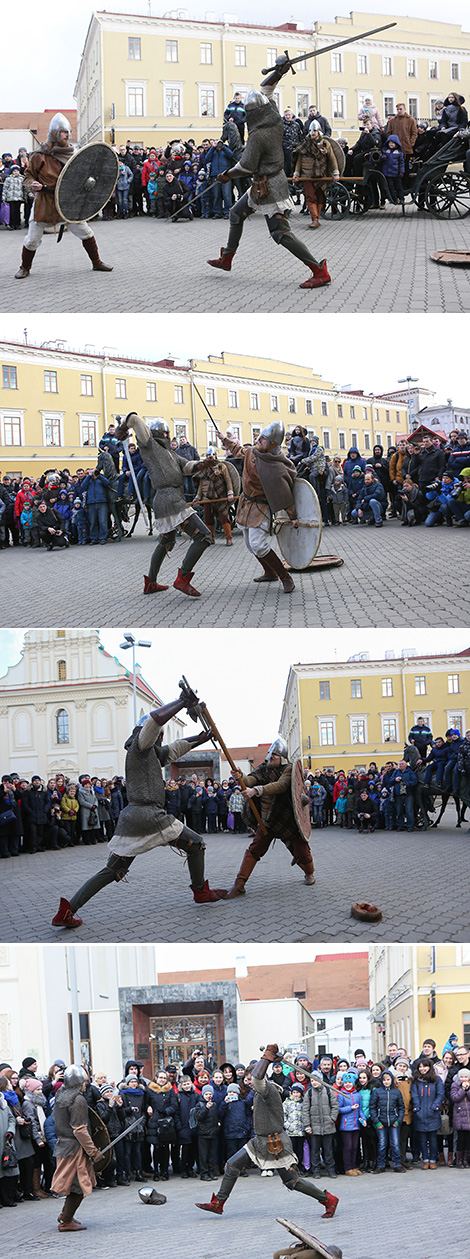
[47,113,72,143]
[258,419,285,453]
[63,1064,87,1088]
[266,736,288,762]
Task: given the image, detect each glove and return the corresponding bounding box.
[262,1043,280,1063]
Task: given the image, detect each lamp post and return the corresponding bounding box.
[398,376,419,433]
[119,632,152,727]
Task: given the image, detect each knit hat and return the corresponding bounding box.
[342,1071,358,1085]
[53,1059,66,1068]
[290,1083,304,1096]
[22,1056,37,1071]
[226,1082,240,1096]
[310,1070,324,1084]
[100,1083,114,1096]
[458,1068,470,1080]
[125,1075,139,1085]
[24,1078,42,1092]
[202,1084,214,1098]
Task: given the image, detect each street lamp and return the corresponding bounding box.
[398,376,419,432]
[119,632,152,727]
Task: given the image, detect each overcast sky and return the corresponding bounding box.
[1,2,469,111]
[1,313,469,408]
[1,627,468,745]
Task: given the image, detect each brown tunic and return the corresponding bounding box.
[222,434,269,528]
[24,151,64,224]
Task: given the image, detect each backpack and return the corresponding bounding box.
[189,1107,198,1131]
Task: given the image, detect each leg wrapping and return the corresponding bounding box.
[61,1192,84,1223]
[280,1167,327,1204]
[149,532,175,581]
[181,513,212,574]
[69,854,133,913]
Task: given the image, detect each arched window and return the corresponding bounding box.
[56,709,70,744]
[58,660,66,681]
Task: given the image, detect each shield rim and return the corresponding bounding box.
[88,1106,111,1173]
[54,142,119,224]
[277,479,322,571]
[291,757,311,842]
[276,1219,334,1259]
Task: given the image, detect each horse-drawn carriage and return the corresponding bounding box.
[322,131,470,220]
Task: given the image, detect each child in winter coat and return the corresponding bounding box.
[2,163,24,229]
[221,1081,249,1161]
[369,1070,405,1171]
[282,1082,305,1167]
[450,1068,470,1167]
[228,785,244,832]
[424,738,449,787]
[329,475,348,524]
[336,1070,367,1174]
[72,497,88,544]
[391,1058,413,1168]
[381,135,405,204]
[346,786,356,829]
[410,1059,444,1167]
[177,1075,198,1177]
[204,785,219,833]
[334,789,348,827]
[302,1070,339,1178]
[194,1084,219,1180]
[379,787,395,831]
[117,163,133,216]
[20,501,33,545]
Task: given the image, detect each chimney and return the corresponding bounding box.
[235,955,248,978]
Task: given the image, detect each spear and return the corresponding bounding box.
[179,675,267,834]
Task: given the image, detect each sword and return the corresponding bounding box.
[179,675,267,834]
[96,1111,145,1159]
[261,22,397,80]
[192,382,225,443]
[121,434,146,515]
[166,176,221,221]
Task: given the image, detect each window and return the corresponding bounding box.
[271,395,279,412]
[317,1018,326,1031]
[386,433,393,448]
[332,92,345,119]
[174,421,188,442]
[200,88,216,117]
[344,1017,353,1031]
[320,720,335,746]
[146,382,157,402]
[127,86,144,116]
[351,430,358,448]
[448,674,460,694]
[56,708,69,744]
[451,63,460,80]
[321,401,328,416]
[408,97,418,119]
[319,681,330,701]
[2,366,17,389]
[362,407,368,421]
[351,679,362,698]
[115,378,127,399]
[206,387,216,407]
[448,714,463,734]
[305,399,313,416]
[165,86,181,116]
[322,430,330,450]
[80,418,96,446]
[364,432,371,450]
[234,46,246,67]
[228,390,238,408]
[128,37,141,60]
[357,54,368,75]
[350,405,355,420]
[44,370,58,393]
[382,56,392,75]
[251,425,261,443]
[415,676,426,695]
[266,48,277,68]
[174,386,184,404]
[57,630,65,637]
[166,39,178,61]
[81,374,93,396]
[339,431,346,450]
[2,414,22,445]
[429,61,439,79]
[200,42,212,64]
[337,403,343,418]
[351,719,366,744]
[407,58,417,77]
[382,677,393,697]
[331,52,343,73]
[58,660,67,682]
[297,51,307,71]
[250,392,259,411]
[382,717,398,742]
[375,431,382,446]
[296,91,310,119]
[44,415,62,446]
[288,397,297,414]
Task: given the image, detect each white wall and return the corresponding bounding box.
[237,998,315,1066]
[313,1007,372,1062]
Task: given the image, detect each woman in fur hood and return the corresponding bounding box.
[390,1058,413,1169]
[292,124,339,228]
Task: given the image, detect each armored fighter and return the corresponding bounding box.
[51,683,227,928]
[51,1065,102,1233]
[221,421,298,593]
[15,113,113,279]
[207,58,331,290]
[196,1043,338,1218]
[114,412,214,597]
[226,737,315,898]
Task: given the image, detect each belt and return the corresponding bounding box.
[243,493,267,504]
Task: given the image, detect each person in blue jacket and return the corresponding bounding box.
[177,1075,198,1177]
[351,471,387,527]
[81,471,110,545]
[446,432,470,478]
[424,473,460,526]
[55,489,73,537]
[389,761,417,832]
[369,1070,405,1172]
[424,736,450,786]
[443,731,463,795]
[336,1070,367,1175]
[221,1081,250,1161]
[343,447,366,488]
[201,141,234,218]
[381,134,405,204]
[410,1059,444,1168]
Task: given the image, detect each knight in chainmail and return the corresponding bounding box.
[52,684,227,928]
[51,1065,101,1233]
[114,412,213,597]
[221,420,298,593]
[226,737,315,898]
[15,113,113,280]
[207,58,332,291]
[196,1044,338,1218]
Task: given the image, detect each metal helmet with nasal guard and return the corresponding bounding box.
[258,419,285,454]
[48,113,72,143]
[63,1064,88,1088]
[266,736,288,762]
[148,418,170,439]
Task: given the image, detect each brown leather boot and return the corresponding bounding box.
[32,1168,49,1199]
[222,521,232,545]
[82,236,113,271]
[262,548,295,593]
[253,554,278,583]
[226,850,258,898]
[15,246,35,278]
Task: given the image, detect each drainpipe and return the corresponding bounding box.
[401,655,408,748]
[411,944,420,1059]
[99,21,105,142]
[385,946,390,1045]
[314,30,320,113]
[189,366,198,449]
[101,356,109,433]
[222,26,227,118]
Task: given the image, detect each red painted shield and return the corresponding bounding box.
[291,758,311,841]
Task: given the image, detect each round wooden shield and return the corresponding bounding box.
[329,137,346,176]
[225,459,241,496]
[276,1219,340,1259]
[88,1106,111,1173]
[55,142,119,223]
[277,479,322,570]
[291,758,311,841]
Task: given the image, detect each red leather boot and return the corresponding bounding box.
[195,1193,224,1214]
[173,569,201,596]
[322,1191,339,1218]
[51,898,83,928]
[192,881,227,903]
[207,250,235,272]
[299,260,331,289]
[143,574,168,593]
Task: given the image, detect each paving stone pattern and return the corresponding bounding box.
[1,813,468,944]
[2,1161,468,1259]
[0,518,467,629]
[3,208,470,313]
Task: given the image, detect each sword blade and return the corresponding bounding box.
[98,1112,144,1156]
[167,177,220,221]
[262,22,397,74]
[122,436,146,516]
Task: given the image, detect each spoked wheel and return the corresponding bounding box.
[425,170,470,218]
[321,183,350,218]
[349,184,373,215]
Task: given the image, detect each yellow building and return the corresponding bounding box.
[74,10,470,148]
[369,944,470,1060]
[0,340,410,478]
[280,649,470,774]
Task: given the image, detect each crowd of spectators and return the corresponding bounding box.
[1,1033,469,1206]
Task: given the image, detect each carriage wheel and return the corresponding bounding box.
[349,184,373,215]
[425,171,470,218]
[321,183,350,218]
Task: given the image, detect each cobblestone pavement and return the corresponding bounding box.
[2,207,470,313]
[3,1159,468,1259]
[1,811,468,944]
[0,518,467,628]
